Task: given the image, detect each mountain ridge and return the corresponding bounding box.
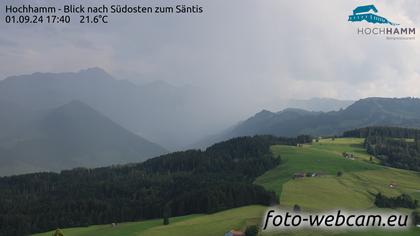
[195,97,420,148]
[0,68,223,150]
[0,100,167,176]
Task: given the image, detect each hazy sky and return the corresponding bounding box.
[1,0,419,105]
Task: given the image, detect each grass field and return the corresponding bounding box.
[33,138,420,236]
[257,138,420,236]
[140,205,265,236]
[255,138,382,200]
[33,215,201,236]
[256,138,420,210]
[33,206,265,236]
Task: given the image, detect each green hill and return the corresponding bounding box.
[257,138,420,210]
[3,136,293,236]
[33,206,265,236]
[32,138,420,236]
[256,138,420,235]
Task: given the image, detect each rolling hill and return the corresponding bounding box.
[198,97,420,148]
[32,206,265,236]
[0,101,167,176]
[32,137,420,236]
[0,135,293,235]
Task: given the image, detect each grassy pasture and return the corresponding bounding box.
[33,138,420,236]
[33,206,265,236]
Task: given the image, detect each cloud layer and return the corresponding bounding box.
[0,0,419,113]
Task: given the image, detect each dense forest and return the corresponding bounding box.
[0,135,309,236]
[374,193,418,209]
[343,126,420,139]
[343,127,420,171]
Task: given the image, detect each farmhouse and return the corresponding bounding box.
[293,172,322,179]
[389,183,398,188]
[342,152,355,160]
[293,172,306,179]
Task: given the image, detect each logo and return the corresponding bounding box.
[348,5,398,26]
[347,4,415,40]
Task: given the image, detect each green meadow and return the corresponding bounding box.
[255,138,382,200]
[34,138,420,236]
[256,138,420,210]
[33,206,265,236]
[32,215,200,236]
[257,138,420,236]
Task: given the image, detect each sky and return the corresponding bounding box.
[0,0,419,108]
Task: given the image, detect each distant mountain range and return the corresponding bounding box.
[195,97,420,148]
[3,68,420,175]
[282,98,354,112]
[0,68,358,150]
[0,68,237,150]
[0,100,166,176]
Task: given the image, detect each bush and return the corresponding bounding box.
[293,204,301,212]
[163,204,170,225]
[245,225,259,236]
[53,229,64,236]
[411,211,420,226]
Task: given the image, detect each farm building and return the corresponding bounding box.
[293,172,322,179]
[342,152,355,160]
[293,172,306,179]
[389,183,398,188]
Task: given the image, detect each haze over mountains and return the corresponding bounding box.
[0,68,354,150]
[281,98,354,112]
[0,68,188,149]
[0,100,166,176]
[196,97,420,148]
[0,68,242,150]
[3,68,420,176]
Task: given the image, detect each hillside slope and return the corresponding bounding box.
[256,138,420,210]
[33,206,265,236]
[0,101,167,175]
[199,97,420,147]
[0,136,298,235]
[0,69,235,149]
[33,138,420,236]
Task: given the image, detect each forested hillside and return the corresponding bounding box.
[0,135,307,236]
[344,127,420,171]
[343,126,420,139]
[199,98,420,148]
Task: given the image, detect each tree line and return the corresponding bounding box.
[343,127,420,171]
[343,126,420,139]
[0,135,309,236]
[374,193,418,209]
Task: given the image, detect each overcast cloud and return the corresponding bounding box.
[0,0,419,114]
